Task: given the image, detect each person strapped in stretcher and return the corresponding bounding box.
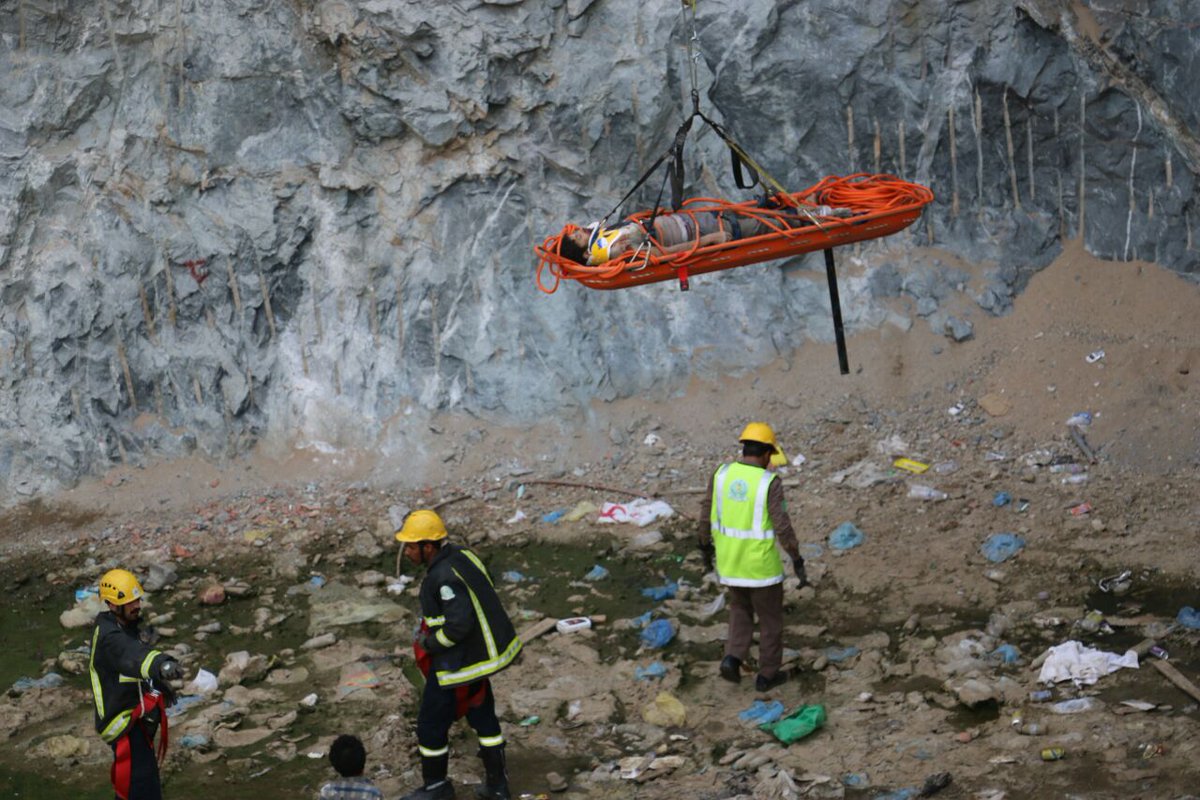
[557,201,854,267]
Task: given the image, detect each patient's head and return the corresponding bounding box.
[558,228,590,264]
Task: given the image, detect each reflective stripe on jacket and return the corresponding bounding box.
[419,543,521,688]
[89,611,167,742]
[710,462,785,587]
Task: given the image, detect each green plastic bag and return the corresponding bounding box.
[760,704,826,743]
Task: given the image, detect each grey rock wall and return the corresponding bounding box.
[0,0,1196,499]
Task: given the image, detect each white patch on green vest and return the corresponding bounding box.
[440,585,456,601]
[729,479,750,502]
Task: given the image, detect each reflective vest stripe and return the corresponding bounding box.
[751,469,771,534]
[720,573,784,588]
[435,635,522,687]
[100,710,133,742]
[89,627,105,721]
[435,629,455,648]
[139,651,161,679]
[419,744,450,758]
[425,615,446,627]
[452,567,497,659]
[462,550,495,587]
[478,734,504,748]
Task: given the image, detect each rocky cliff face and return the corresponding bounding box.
[0,0,1196,499]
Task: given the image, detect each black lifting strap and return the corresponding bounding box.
[730,146,759,190]
[596,107,769,244]
[595,115,695,230]
[667,115,693,211]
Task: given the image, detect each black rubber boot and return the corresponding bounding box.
[719,655,742,683]
[474,745,511,800]
[400,754,455,799]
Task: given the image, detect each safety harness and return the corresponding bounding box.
[414,621,488,719]
[110,686,169,800]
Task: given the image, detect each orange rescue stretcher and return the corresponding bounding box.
[535,173,933,293]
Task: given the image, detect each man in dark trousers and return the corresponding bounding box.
[396,509,522,800]
[89,568,184,800]
[699,422,807,692]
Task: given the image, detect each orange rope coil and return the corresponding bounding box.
[535,173,934,293]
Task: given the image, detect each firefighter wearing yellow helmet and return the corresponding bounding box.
[89,568,185,800]
[698,422,807,693]
[395,510,521,800]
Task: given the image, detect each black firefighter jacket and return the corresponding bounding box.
[419,543,521,687]
[89,611,171,742]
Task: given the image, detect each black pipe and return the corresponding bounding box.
[823,248,849,375]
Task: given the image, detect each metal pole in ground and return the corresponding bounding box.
[823,248,849,375]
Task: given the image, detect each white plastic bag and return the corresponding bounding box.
[183,668,219,695]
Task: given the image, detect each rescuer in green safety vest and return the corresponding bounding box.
[698,422,807,693]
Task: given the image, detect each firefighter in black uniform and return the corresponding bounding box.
[396,509,522,800]
[89,568,184,800]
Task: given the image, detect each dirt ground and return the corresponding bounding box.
[1,241,1199,799]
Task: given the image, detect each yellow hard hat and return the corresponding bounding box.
[395,509,448,543]
[739,422,789,466]
[98,569,144,606]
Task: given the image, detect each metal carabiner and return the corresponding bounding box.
[626,238,653,273]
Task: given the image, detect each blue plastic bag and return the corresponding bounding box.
[640,619,676,648]
[990,643,1020,664]
[824,646,860,663]
[541,509,566,523]
[799,543,825,560]
[584,564,609,581]
[981,532,1025,563]
[738,699,785,725]
[641,580,678,601]
[1177,606,1200,630]
[166,694,207,718]
[635,662,668,680]
[829,522,865,551]
[9,673,64,695]
[993,491,1012,507]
